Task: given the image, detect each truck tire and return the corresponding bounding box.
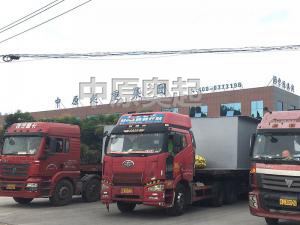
[224,182,238,204]
[13,197,33,204]
[166,184,186,216]
[49,179,73,206]
[209,182,224,207]
[265,218,279,225]
[82,178,100,202]
[117,202,136,213]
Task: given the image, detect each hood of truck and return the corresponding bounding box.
[103,153,168,185]
[0,155,37,180]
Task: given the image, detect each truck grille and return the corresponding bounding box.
[0,163,29,178]
[260,191,300,212]
[258,174,300,192]
[113,173,143,186]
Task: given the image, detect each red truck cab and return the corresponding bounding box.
[249,110,300,224]
[0,122,101,206]
[101,112,195,215]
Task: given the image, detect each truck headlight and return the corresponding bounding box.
[147,184,164,192]
[249,194,258,209]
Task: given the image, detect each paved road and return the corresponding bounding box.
[0,197,298,225]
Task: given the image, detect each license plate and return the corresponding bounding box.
[279,198,297,207]
[6,184,16,190]
[121,187,133,194]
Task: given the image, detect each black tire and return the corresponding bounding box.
[82,178,100,202]
[265,218,279,225]
[224,182,238,204]
[117,202,136,213]
[13,197,33,204]
[49,179,73,206]
[166,184,186,216]
[209,182,224,207]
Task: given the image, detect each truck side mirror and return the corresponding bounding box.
[104,134,111,154]
[174,134,182,147]
[46,137,57,154]
[249,134,256,156]
[103,131,109,137]
[173,134,182,154]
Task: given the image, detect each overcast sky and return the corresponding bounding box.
[0,0,300,114]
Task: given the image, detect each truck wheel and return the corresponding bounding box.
[82,178,100,202]
[49,179,73,206]
[13,197,33,204]
[166,184,186,216]
[224,182,237,204]
[117,202,136,213]
[209,182,224,207]
[265,218,279,225]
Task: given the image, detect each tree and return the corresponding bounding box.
[4,110,35,129]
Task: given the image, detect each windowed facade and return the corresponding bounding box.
[276,101,284,111]
[251,100,264,119]
[161,107,179,113]
[220,103,241,117]
[189,105,208,118]
[289,105,296,110]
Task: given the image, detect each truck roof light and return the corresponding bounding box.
[272,124,278,128]
[289,124,296,128]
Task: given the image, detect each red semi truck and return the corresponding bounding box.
[249,110,300,224]
[0,122,101,206]
[101,112,258,215]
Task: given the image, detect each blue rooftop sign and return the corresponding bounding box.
[119,114,165,125]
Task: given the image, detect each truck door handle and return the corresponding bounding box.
[60,164,64,169]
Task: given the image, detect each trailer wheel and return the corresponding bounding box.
[117,202,136,213]
[224,182,238,204]
[49,179,73,206]
[265,218,279,225]
[13,197,33,204]
[82,178,100,202]
[166,184,186,216]
[209,182,224,207]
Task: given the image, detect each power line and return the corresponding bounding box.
[0,0,65,35]
[2,44,300,62]
[0,0,63,33]
[0,0,92,45]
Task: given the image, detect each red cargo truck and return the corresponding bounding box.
[0,122,101,206]
[101,112,258,215]
[249,110,300,224]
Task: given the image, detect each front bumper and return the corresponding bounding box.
[0,178,51,198]
[249,191,300,222]
[101,185,167,207]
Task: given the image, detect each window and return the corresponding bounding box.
[46,137,70,153]
[251,100,264,119]
[220,103,241,117]
[276,101,284,111]
[162,107,179,113]
[189,105,208,118]
[289,105,297,110]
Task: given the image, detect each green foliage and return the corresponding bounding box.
[4,110,35,129]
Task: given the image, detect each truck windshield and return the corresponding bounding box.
[2,136,42,155]
[253,133,300,160]
[107,133,165,154]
